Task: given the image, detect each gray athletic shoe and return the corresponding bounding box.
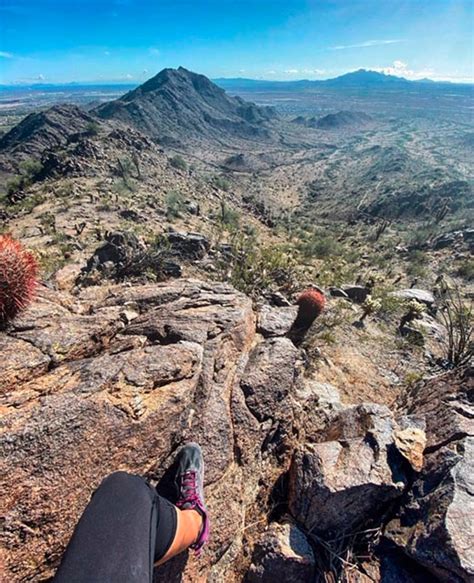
[175,442,210,554]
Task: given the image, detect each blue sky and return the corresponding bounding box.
[1,0,473,84]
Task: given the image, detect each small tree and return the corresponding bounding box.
[6,159,43,200]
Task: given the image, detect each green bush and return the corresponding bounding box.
[299,232,341,259]
[19,159,43,177]
[169,155,187,171]
[219,201,240,229]
[85,121,100,136]
[6,159,43,197]
[406,250,428,278]
[216,233,299,299]
[213,175,230,191]
[165,190,185,219]
[456,259,474,281]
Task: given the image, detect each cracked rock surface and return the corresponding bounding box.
[386,366,474,583]
[1,279,261,582]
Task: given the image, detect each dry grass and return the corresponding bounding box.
[306,526,383,583]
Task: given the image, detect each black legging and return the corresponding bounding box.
[53,471,178,583]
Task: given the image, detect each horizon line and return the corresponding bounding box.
[1,68,473,87]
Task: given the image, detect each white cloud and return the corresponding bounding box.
[374,60,434,80]
[283,68,326,76]
[148,47,160,57]
[0,51,14,58]
[330,39,403,50]
[266,70,277,75]
[302,68,325,75]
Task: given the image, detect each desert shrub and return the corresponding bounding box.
[116,244,172,281]
[404,371,424,387]
[299,232,341,259]
[165,190,186,219]
[219,201,240,229]
[115,155,141,190]
[0,235,38,326]
[169,155,187,171]
[19,159,43,177]
[455,259,474,281]
[438,284,473,367]
[6,159,43,198]
[408,225,437,249]
[217,233,299,298]
[85,121,100,136]
[6,176,25,197]
[314,257,358,289]
[213,175,230,191]
[113,180,136,197]
[372,288,404,318]
[406,250,428,278]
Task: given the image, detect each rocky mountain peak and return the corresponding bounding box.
[124,66,226,100]
[95,67,276,144]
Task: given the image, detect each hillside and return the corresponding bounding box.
[95,67,277,145]
[0,104,97,170]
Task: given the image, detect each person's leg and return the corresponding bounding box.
[53,471,173,583]
[53,444,210,582]
[155,507,203,566]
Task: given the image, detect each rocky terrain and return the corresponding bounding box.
[0,67,473,582]
[1,277,472,582]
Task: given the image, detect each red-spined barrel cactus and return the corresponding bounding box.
[296,287,326,325]
[288,287,326,345]
[0,235,38,325]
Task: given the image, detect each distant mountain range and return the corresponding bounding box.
[1,68,472,92]
[214,69,471,91]
[1,66,471,169]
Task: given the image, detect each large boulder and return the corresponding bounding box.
[165,230,210,260]
[257,304,298,338]
[390,288,435,308]
[288,404,411,535]
[385,366,474,582]
[245,521,315,582]
[341,285,370,303]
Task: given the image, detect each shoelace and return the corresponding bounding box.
[177,469,208,555]
[177,470,199,508]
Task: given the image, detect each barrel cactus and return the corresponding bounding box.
[288,287,326,345]
[0,235,38,325]
[296,287,326,325]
